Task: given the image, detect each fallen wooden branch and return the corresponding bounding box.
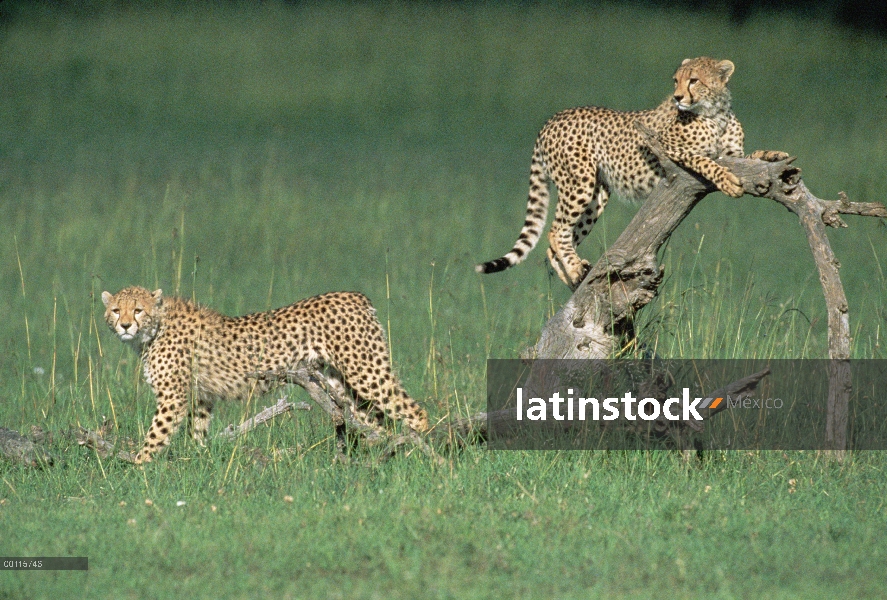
[1,396,313,467]
[250,367,381,445]
[249,367,444,463]
[6,362,454,465]
[217,397,311,440]
[428,412,488,446]
[704,367,773,418]
[74,426,120,459]
[0,426,53,467]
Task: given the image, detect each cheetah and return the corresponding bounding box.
[101,286,429,463]
[476,57,788,289]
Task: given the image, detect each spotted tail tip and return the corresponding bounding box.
[476,257,512,274]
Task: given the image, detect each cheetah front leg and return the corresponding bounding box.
[669,150,790,198]
[572,183,611,253]
[667,152,744,198]
[188,394,214,446]
[133,385,189,464]
[658,126,744,197]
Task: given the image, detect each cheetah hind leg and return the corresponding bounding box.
[327,370,442,464]
[337,401,441,466]
[323,373,384,463]
[545,180,602,289]
[546,246,580,288]
[188,396,214,447]
[546,224,591,289]
[560,182,611,289]
[347,392,443,465]
[325,372,417,463]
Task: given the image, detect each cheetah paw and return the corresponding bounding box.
[117,450,141,464]
[750,150,791,162]
[546,248,573,287]
[570,260,592,290]
[578,259,592,279]
[719,171,744,198]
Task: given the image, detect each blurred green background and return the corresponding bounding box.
[2,2,885,382]
[1,3,886,596]
[1,0,885,428]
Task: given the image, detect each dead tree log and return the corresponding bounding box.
[529,122,886,457]
[78,401,310,462]
[250,367,443,462]
[0,427,53,467]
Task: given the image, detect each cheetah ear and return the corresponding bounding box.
[101,291,112,307]
[681,58,693,66]
[717,60,735,82]
[152,289,163,303]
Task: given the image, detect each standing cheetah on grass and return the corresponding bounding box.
[102,286,429,463]
[476,57,788,289]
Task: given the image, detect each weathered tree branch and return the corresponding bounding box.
[217,397,311,440]
[704,367,773,418]
[249,367,444,463]
[92,398,313,463]
[250,367,384,446]
[2,361,776,467]
[6,363,450,467]
[528,122,885,457]
[74,426,119,458]
[0,427,54,467]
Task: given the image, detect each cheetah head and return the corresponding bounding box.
[672,57,734,116]
[101,286,163,345]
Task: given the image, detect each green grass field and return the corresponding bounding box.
[2,2,886,597]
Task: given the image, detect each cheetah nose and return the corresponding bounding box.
[120,322,132,329]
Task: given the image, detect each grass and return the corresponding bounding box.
[4,448,887,598]
[1,1,886,597]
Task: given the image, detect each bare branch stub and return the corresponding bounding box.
[249,367,382,444]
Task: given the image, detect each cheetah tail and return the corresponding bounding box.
[475,143,550,274]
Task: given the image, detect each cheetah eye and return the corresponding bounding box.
[134,308,143,315]
[112,308,120,315]
[689,78,699,85]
